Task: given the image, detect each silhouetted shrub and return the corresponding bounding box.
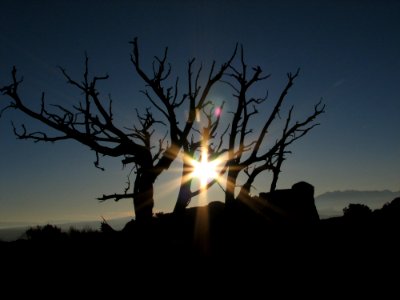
[382,197,400,212]
[26,224,65,241]
[343,204,372,219]
[100,219,115,233]
[373,197,400,226]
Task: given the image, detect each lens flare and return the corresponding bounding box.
[191,148,221,189]
[214,106,222,117]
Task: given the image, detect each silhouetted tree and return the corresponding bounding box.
[382,197,400,212]
[343,203,372,219]
[213,47,325,208]
[373,197,400,225]
[0,38,236,223]
[174,47,325,212]
[1,39,323,222]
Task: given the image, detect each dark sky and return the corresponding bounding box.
[1,0,399,225]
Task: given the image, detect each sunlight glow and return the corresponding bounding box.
[190,148,223,190]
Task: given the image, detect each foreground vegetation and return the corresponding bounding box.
[2,198,398,258]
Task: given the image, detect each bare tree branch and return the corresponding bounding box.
[1,39,324,220]
[98,193,135,202]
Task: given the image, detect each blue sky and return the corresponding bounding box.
[0,0,399,224]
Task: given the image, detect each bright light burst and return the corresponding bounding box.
[190,148,223,190]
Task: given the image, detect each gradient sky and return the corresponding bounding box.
[1,0,399,225]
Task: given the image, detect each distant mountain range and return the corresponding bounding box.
[315,190,400,218]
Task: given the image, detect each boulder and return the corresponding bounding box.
[259,181,320,224]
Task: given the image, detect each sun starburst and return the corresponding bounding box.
[189,148,224,191]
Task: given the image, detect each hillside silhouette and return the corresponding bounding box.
[1,198,399,288]
[1,195,399,262]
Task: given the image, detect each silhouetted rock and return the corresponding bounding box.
[259,181,320,224]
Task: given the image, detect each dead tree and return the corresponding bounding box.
[221,47,325,207]
[0,38,236,223]
[170,45,324,213]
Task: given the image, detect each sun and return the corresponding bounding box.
[191,149,220,189]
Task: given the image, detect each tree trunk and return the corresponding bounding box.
[133,169,155,223]
[174,145,195,214]
[237,182,251,203]
[174,170,192,214]
[225,169,239,208]
[270,170,279,193]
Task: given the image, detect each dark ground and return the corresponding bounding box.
[1,199,399,259]
[0,199,398,294]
